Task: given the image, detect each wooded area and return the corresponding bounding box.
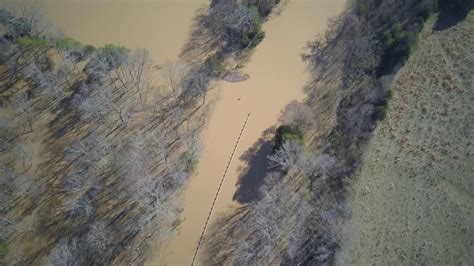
[201,0,473,264]
[0,0,281,264]
[2,0,470,264]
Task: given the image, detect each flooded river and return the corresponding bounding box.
[155,0,346,265]
[6,0,345,264]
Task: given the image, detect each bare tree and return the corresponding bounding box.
[162,61,190,99]
[233,238,257,265]
[0,119,15,152]
[78,84,111,122]
[295,152,336,178]
[123,48,153,102]
[63,170,92,194]
[286,199,312,260]
[179,2,235,61]
[246,183,292,263]
[18,6,54,38]
[57,54,77,86]
[78,83,136,127]
[11,93,36,134]
[131,127,170,165]
[314,154,336,177]
[86,221,113,258]
[177,130,201,174]
[55,37,92,70]
[65,194,94,218]
[163,157,188,187]
[268,140,304,171]
[181,66,210,106]
[169,105,186,137]
[15,143,32,173]
[0,7,53,40]
[43,238,77,266]
[228,5,259,34]
[23,63,64,99]
[0,2,284,263]
[0,162,15,197]
[242,0,280,16]
[280,101,314,132]
[84,55,110,81]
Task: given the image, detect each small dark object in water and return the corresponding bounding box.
[222,72,249,83]
[237,97,241,101]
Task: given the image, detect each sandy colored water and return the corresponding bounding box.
[153,1,346,265]
[2,0,206,64]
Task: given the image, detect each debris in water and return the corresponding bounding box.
[222,72,249,83]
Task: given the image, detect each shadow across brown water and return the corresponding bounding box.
[233,126,274,204]
[159,1,347,265]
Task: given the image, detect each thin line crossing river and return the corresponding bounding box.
[190,113,251,266]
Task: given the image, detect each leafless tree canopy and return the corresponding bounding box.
[0,6,214,265]
[0,0,286,264]
[201,0,443,264]
[280,100,314,132]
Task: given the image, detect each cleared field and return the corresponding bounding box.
[341,13,474,265]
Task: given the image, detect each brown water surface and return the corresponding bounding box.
[154,1,346,265]
[3,0,206,64]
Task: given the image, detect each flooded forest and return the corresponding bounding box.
[0,0,472,265]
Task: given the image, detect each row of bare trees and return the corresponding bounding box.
[203,139,340,265]
[276,0,439,263]
[0,0,285,263]
[0,6,213,265]
[202,98,342,264]
[201,0,443,265]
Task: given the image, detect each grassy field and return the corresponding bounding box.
[340,12,474,265]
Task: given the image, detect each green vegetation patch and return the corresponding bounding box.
[0,241,8,257]
[357,1,368,16]
[55,37,95,62]
[242,30,265,49]
[373,90,392,121]
[380,18,425,75]
[55,37,84,51]
[97,44,129,57]
[204,54,224,76]
[272,125,304,152]
[179,149,199,174]
[94,44,129,69]
[246,0,280,17]
[16,37,48,50]
[240,4,265,49]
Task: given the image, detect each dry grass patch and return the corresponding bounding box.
[341,13,474,265]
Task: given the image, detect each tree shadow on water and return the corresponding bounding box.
[233,126,275,204]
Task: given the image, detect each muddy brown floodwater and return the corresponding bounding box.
[5,0,345,264]
[152,0,346,265]
[7,0,207,64]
